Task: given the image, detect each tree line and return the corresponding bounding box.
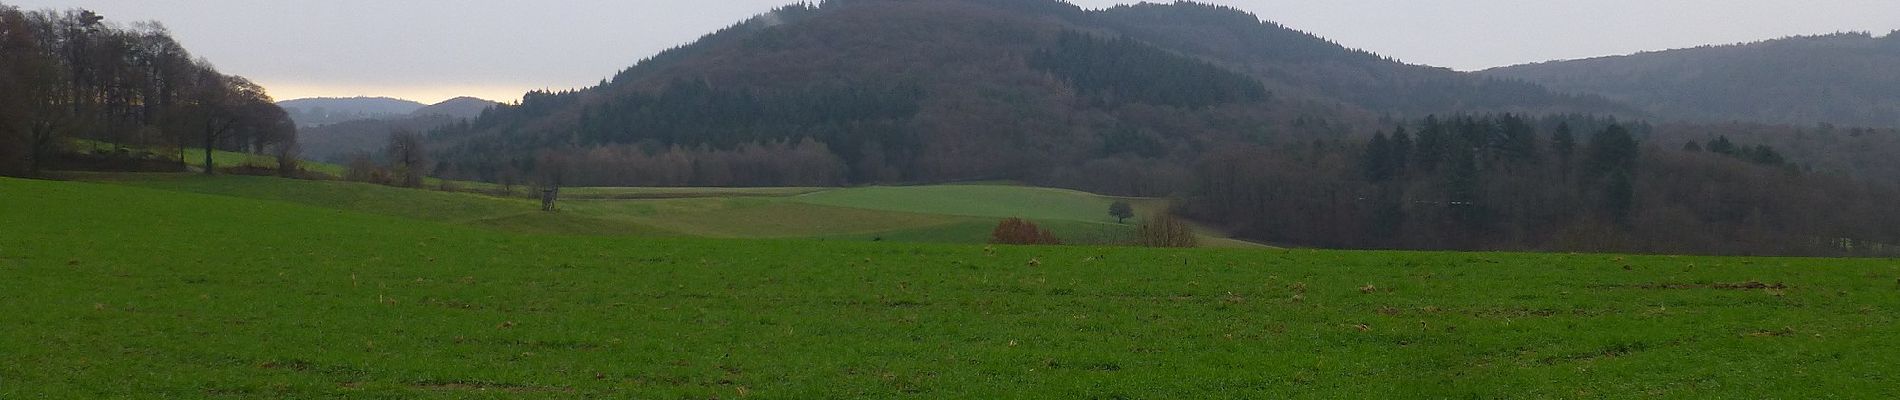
[1183,114,1900,256]
[0,5,293,176]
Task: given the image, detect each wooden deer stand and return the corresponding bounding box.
[540,187,560,212]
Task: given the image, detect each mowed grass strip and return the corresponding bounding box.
[562,186,828,199]
[73,173,671,236]
[793,185,1155,224]
[562,197,967,238]
[3,177,1898,398]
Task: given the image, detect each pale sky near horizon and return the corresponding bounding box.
[9,1,1898,104]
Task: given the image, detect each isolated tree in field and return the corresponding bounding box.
[1136,213,1198,248]
[386,129,427,187]
[273,141,300,178]
[991,218,1061,245]
[1109,201,1135,224]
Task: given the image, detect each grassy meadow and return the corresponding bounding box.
[63,173,1244,246]
[2,176,1897,398]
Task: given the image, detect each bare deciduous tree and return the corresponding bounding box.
[385,129,427,187]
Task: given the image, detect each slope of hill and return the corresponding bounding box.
[1484,31,1900,127]
[1092,2,1636,116]
[410,96,499,119]
[427,0,1629,192]
[278,97,428,127]
[297,97,497,162]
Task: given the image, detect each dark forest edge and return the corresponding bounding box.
[0,5,297,178]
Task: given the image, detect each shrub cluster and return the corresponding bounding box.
[991,218,1062,245]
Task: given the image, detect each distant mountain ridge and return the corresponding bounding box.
[294,96,498,162]
[411,97,500,119]
[278,97,428,127]
[1089,3,1635,116]
[1484,31,1900,128]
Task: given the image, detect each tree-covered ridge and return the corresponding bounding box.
[575,79,924,148]
[1486,31,1900,128]
[1029,30,1269,108]
[1091,1,1636,117]
[0,4,294,176]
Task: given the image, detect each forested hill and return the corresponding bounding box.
[1091,3,1634,116]
[428,0,1630,189]
[1485,32,1900,128]
[298,97,500,162]
[278,97,428,128]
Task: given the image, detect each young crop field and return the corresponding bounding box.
[792,185,1162,224]
[2,177,1897,398]
[69,174,1250,246]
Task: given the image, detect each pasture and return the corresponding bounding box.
[1,177,1896,398]
[66,174,1243,246]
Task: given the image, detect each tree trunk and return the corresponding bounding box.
[28,123,52,174]
[203,125,215,175]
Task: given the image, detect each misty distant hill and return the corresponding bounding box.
[411,96,500,119]
[1089,3,1633,116]
[278,97,428,128]
[1485,32,1900,128]
[297,97,498,162]
[429,0,1630,189]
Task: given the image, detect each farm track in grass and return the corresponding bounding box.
[3,176,1897,398]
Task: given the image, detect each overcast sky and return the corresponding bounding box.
[10,1,1898,103]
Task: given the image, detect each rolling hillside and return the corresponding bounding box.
[1486,31,1900,128]
[297,97,499,162]
[427,0,1630,191]
[278,97,428,128]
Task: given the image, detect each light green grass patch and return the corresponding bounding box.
[562,197,965,238]
[563,186,827,199]
[794,185,1153,224]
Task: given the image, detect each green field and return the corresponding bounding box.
[793,185,1157,223]
[71,174,1246,246]
[3,176,1897,398]
[562,186,829,199]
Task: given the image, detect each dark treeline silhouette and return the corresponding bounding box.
[1650,122,1900,184]
[0,4,293,176]
[1183,114,1900,256]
